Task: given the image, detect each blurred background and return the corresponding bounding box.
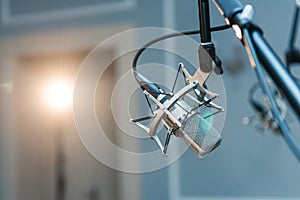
[0,0,299,200]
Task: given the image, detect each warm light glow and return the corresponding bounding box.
[45,80,73,110]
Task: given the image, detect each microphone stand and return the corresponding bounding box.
[213,0,300,118]
[212,0,300,160]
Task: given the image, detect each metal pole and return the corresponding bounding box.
[251,30,300,118]
[198,0,219,74]
[198,0,212,43]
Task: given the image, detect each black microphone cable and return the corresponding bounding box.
[132,24,230,73]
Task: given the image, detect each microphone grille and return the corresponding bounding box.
[183,113,221,153]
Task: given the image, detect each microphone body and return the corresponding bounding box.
[132,70,222,157]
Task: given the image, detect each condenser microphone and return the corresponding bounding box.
[131,70,222,157]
